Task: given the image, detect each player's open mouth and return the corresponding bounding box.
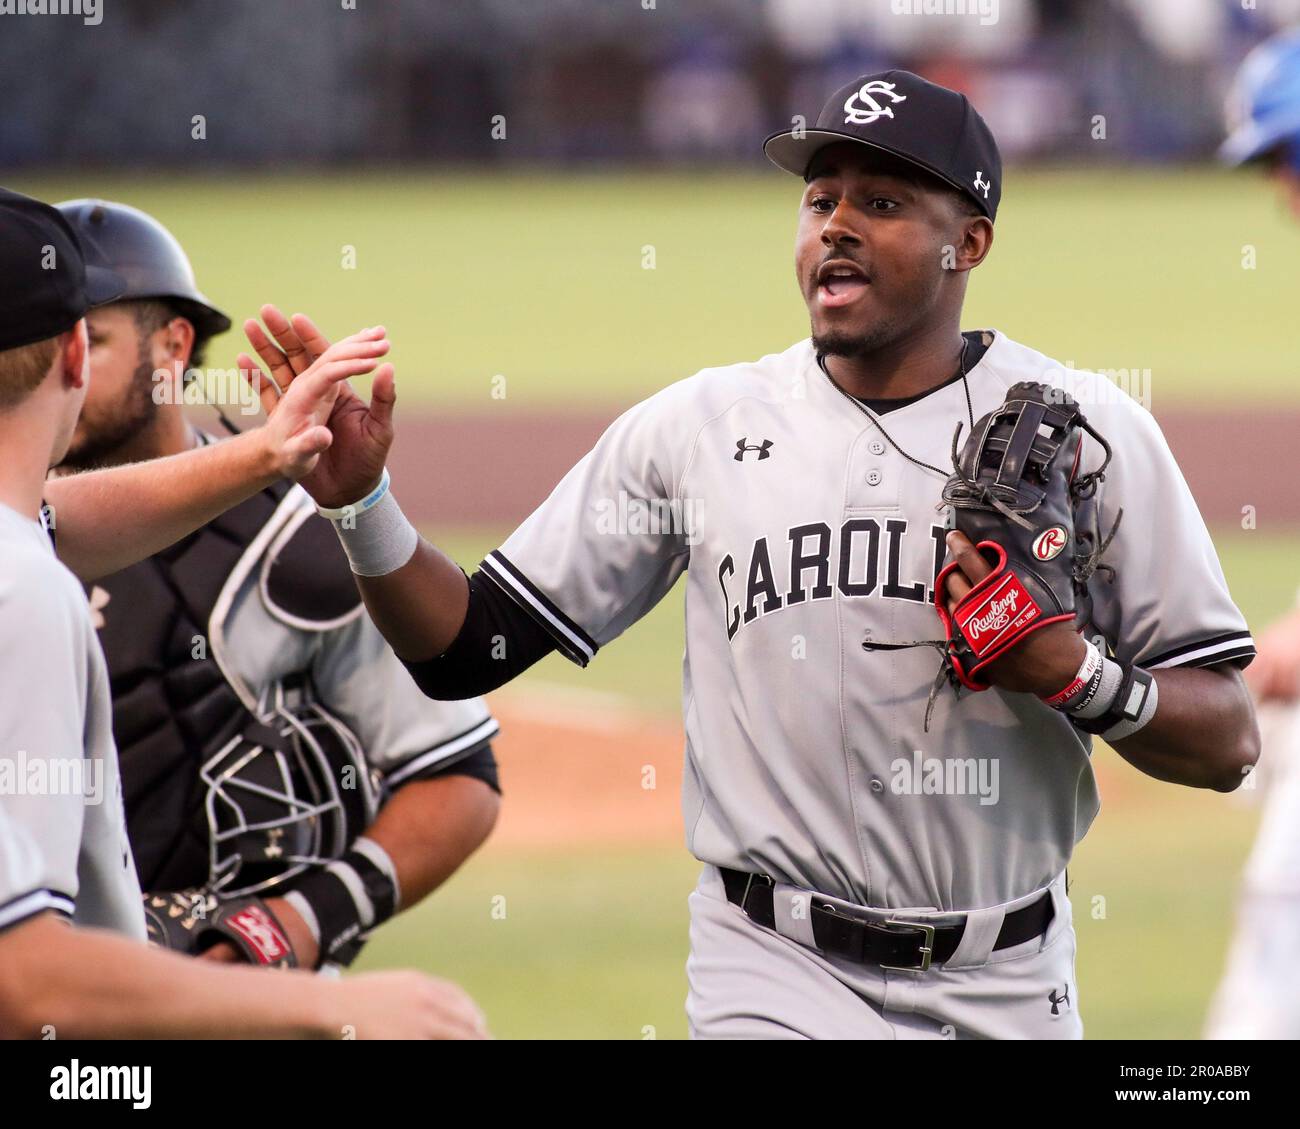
[816,260,870,308]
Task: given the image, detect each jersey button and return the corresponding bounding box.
[868,440,886,456]
[869,777,885,794]
[865,468,883,486]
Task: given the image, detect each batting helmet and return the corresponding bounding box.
[53,198,231,338]
[1220,29,1300,166]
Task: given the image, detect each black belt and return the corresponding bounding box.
[720,867,1054,972]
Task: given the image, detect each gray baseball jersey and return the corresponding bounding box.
[0,503,144,938]
[483,330,1253,912]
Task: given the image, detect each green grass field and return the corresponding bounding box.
[13,168,1299,408]
[350,528,1295,1040]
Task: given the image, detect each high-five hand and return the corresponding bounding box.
[241,305,396,509]
[241,323,392,484]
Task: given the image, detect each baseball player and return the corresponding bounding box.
[253,72,1259,1039]
[1205,29,1300,1039]
[0,187,485,1037]
[50,199,501,973]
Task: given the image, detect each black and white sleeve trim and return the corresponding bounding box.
[0,888,74,933]
[1143,631,1256,670]
[480,550,599,668]
[383,715,501,790]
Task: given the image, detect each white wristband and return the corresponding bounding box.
[1068,653,1124,721]
[282,890,321,944]
[315,469,393,520]
[1099,674,1159,744]
[321,472,419,578]
[352,835,403,912]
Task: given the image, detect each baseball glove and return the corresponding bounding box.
[143,889,299,968]
[935,381,1119,692]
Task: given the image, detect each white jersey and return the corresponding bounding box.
[0,504,144,938]
[482,330,1254,911]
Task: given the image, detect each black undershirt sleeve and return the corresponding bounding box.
[416,742,501,794]
[401,569,557,699]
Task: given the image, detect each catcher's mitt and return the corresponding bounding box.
[143,889,299,968]
[935,381,1118,692]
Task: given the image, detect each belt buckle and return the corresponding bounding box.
[879,918,937,972]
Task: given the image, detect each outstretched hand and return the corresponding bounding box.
[240,305,397,509]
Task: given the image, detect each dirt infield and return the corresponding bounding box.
[390,406,1300,529]
[486,688,685,850]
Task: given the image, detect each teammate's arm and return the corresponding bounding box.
[362,774,499,905]
[0,912,486,1039]
[47,329,392,583]
[261,773,500,967]
[944,531,1260,792]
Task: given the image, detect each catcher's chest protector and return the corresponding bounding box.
[92,483,290,891]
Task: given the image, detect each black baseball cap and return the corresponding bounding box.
[764,70,1003,221]
[0,187,125,352]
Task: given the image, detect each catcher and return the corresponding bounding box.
[255,72,1259,1038]
[50,200,501,971]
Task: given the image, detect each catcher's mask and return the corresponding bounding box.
[200,679,379,898]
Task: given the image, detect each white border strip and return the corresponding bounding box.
[383,716,501,789]
[482,553,596,665]
[0,888,74,932]
[208,486,310,715]
[1148,635,1256,670]
[258,501,367,634]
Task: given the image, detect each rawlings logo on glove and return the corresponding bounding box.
[956,566,1042,655]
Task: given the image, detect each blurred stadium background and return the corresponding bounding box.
[9,0,1300,1038]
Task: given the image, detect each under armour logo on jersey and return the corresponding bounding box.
[1048,985,1071,1016]
[974,170,992,198]
[734,438,774,462]
[843,80,907,125]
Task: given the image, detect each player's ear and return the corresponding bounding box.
[953,215,994,273]
[163,316,195,365]
[60,320,89,390]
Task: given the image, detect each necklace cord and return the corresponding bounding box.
[817,338,976,479]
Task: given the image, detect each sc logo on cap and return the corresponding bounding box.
[844,80,908,125]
